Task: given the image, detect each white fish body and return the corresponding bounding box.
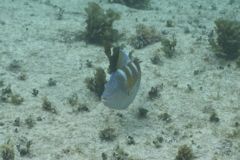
[102,49,141,109]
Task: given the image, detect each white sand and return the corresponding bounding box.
[0,0,240,159]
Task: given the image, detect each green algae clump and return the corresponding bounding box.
[209,19,240,60]
[84,2,121,45]
[130,24,161,49]
[162,36,177,58]
[1,140,15,160]
[85,67,106,99]
[175,145,194,160]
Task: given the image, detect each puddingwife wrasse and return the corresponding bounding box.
[102,46,141,109]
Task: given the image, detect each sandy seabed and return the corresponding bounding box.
[0,0,240,159]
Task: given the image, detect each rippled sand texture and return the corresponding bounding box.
[0,0,240,159]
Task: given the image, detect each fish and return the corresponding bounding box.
[102,48,141,109]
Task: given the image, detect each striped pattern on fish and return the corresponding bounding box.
[102,48,141,109]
